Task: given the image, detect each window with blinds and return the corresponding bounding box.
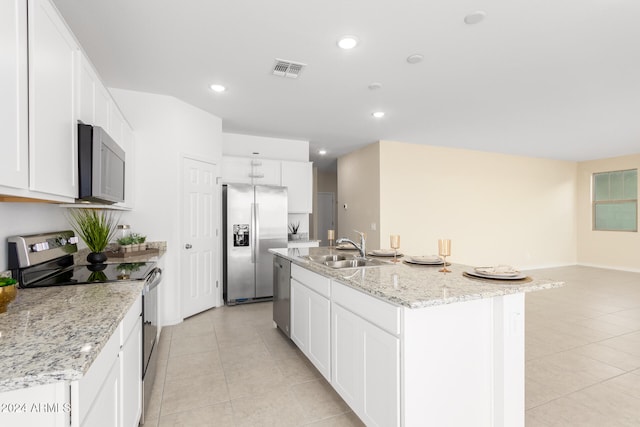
[592,169,637,231]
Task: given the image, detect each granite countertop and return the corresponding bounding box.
[0,281,143,393]
[270,247,564,309]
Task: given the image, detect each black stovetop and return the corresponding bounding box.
[17,255,156,288]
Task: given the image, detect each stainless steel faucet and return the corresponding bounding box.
[336,230,366,258]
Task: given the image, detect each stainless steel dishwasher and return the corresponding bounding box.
[273,255,291,337]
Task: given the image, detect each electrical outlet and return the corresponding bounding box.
[370,222,377,231]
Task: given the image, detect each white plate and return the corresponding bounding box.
[465,270,527,280]
[369,249,399,257]
[403,257,443,265]
[474,266,520,277]
[410,255,442,263]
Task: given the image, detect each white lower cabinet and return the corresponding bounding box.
[72,294,141,427]
[331,302,400,427]
[120,297,142,427]
[288,265,400,427]
[290,265,331,381]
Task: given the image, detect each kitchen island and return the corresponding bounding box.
[271,247,564,427]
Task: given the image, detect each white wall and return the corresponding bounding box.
[222,132,308,161]
[111,88,222,326]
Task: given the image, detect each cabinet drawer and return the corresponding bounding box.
[292,264,330,298]
[332,281,401,336]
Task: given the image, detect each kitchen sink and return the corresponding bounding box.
[305,254,349,263]
[303,254,391,269]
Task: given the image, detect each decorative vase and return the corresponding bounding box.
[87,263,107,272]
[86,252,107,264]
[0,285,17,313]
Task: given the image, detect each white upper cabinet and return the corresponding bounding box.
[222,156,281,185]
[281,161,312,213]
[78,54,110,131]
[0,0,28,191]
[28,0,79,199]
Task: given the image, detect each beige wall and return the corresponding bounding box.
[577,154,640,271]
[338,140,578,268]
[337,143,381,246]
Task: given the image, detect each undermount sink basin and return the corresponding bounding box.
[303,254,391,269]
[305,254,349,263]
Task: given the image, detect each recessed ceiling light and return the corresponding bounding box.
[406,54,424,64]
[372,111,385,119]
[337,35,359,50]
[209,84,226,93]
[464,11,486,25]
[318,149,327,155]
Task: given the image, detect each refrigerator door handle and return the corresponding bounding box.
[254,203,260,262]
[251,203,256,264]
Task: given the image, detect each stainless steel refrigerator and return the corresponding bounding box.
[223,184,288,304]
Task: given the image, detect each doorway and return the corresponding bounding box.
[317,192,335,245]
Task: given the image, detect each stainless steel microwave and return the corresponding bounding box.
[77,123,125,204]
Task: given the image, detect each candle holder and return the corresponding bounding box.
[390,234,400,263]
[438,239,451,273]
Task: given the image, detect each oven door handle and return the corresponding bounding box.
[144,268,162,294]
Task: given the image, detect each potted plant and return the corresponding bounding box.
[131,233,147,251]
[67,208,120,264]
[117,235,135,253]
[288,221,300,240]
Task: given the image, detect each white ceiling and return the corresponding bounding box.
[52,0,640,170]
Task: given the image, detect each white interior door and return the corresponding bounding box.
[181,157,220,318]
[317,192,335,245]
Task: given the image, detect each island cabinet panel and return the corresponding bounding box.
[331,300,400,427]
[28,0,79,199]
[402,293,525,427]
[290,265,331,381]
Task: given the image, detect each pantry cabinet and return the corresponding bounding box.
[28,0,80,199]
[0,0,29,191]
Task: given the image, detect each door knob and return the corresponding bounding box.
[185,244,192,249]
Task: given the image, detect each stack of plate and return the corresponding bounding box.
[465,265,526,280]
[368,249,401,257]
[403,255,443,265]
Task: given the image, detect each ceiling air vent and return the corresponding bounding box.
[272,59,306,79]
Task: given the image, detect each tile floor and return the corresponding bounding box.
[142,265,640,426]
